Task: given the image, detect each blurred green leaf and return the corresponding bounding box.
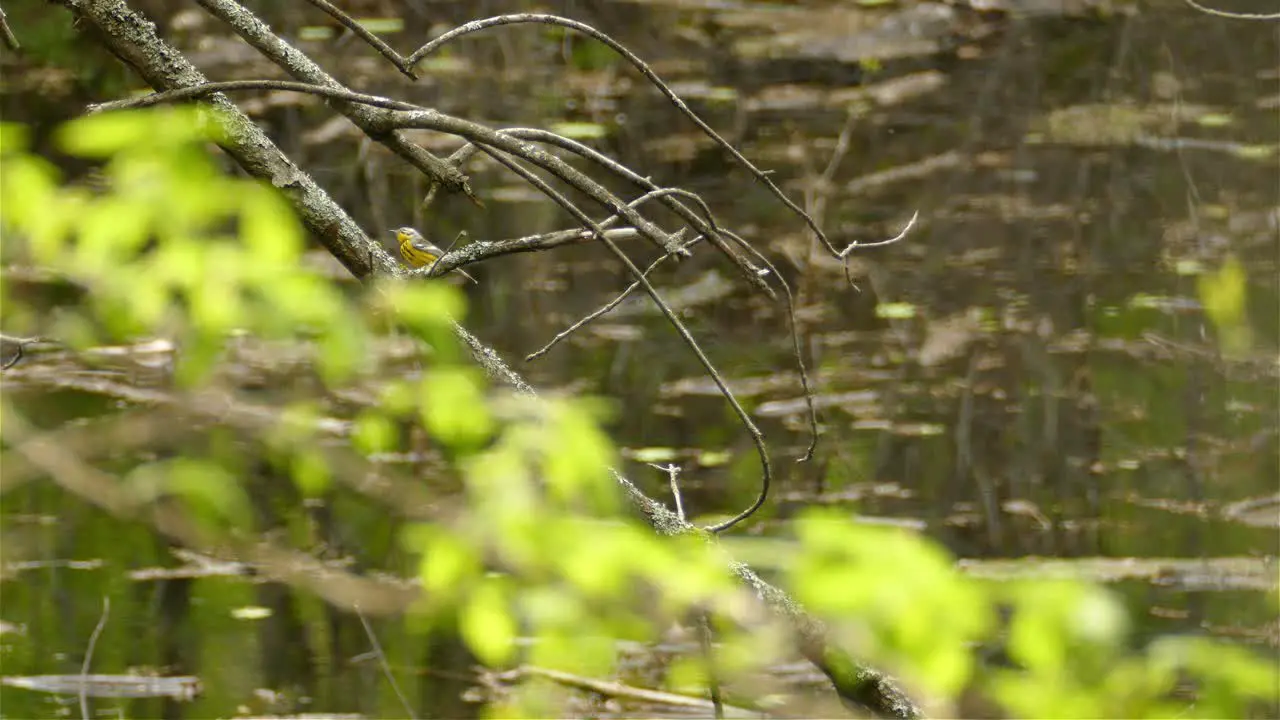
[411,527,481,606]
[240,184,302,266]
[419,366,493,448]
[1198,255,1246,325]
[377,379,418,418]
[629,446,677,463]
[352,410,398,455]
[876,302,917,319]
[357,17,404,34]
[460,575,517,666]
[0,154,64,260]
[548,122,607,140]
[317,312,368,386]
[128,458,251,529]
[1198,254,1252,355]
[541,399,616,511]
[0,122,31,153]
[59,106,215,157]
[291,449,331,498]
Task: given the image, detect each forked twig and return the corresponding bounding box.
[297,0,419,78]
[407,14,833,255]
[355,604,417,719]
[839,211,919,259]
[473,142,773,532]
[649,463,686,521]
[475,127,773,296]
[719,228,822,463]
[386,113,686,258]
[191,0,472,201]
[527,234,704,361]
[80,597,110,720]
[420,230,469,280]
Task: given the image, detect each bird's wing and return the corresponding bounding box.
[411,238,438,254]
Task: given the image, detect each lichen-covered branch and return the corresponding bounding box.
[51,0,395,279]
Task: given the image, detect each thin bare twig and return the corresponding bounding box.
[719,228,821,463]
[355,604,417,719]
[501,665,758,717]
[457,227,646,262]
[0,5,19,51]
[477,142,772,533]
[808,107,862,230]
[526,234,703,361]
[90,79,419,113]
[648,463,686,521]
[298,0,418,78]
[418,230,473,281]
[839,211,919,259]
[697,610,725,720]
[479,127,774,296]
[80,597,110,720]
[389,114,686,258]
[408,14,832,256]
[441,186,685,277]
[1180,0,1280,19]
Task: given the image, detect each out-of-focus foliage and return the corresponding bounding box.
[1198,253,1253,356]
[791,512,991,698]
[748,511,1275,717]
[1,109,1273,718]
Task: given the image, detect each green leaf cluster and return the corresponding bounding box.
[2,108,368,386]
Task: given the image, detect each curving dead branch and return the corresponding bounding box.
[297,0,419,78]
[1179,0,1280,20]
[407,13,836,252]
[527,228,705,362]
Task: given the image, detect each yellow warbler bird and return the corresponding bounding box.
[392,227,477,283]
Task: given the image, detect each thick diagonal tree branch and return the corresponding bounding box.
[190,0,472,201]
[51,0,394,278]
